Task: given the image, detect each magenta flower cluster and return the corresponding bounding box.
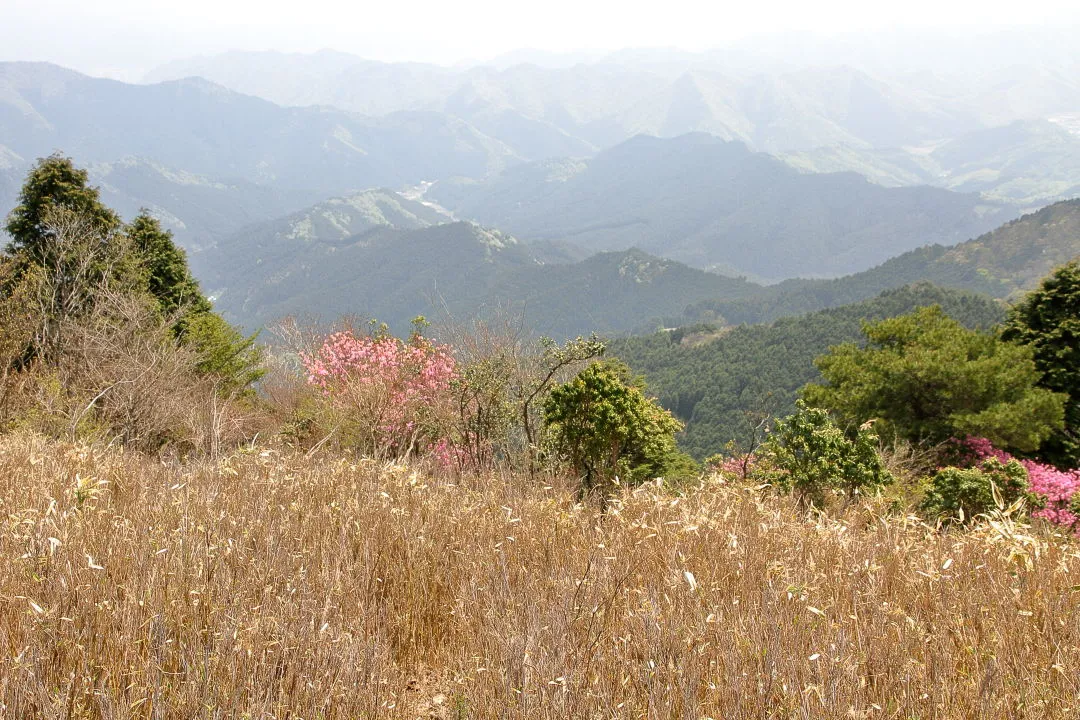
[958,437,1080,530]
[302,330,458,453]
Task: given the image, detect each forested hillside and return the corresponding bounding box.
[212,221,758,336]
[430,133,1011,279]
[611,284,1006,458]
[194,189,447,285]
[672,199,1080,326]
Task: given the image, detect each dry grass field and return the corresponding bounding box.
[2,433,1079,719]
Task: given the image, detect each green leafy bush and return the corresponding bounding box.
[543,360,690,496]
[919,458,1029,523]
[1002,259,1080,468]
[804,305,1065,454]
[762,402,891,507]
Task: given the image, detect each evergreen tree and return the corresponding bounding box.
[3,157,264,394]
[181,312,265,396]
[3,156,141,358]
[124,212,263,395]
[1002,260,1080,468]
[5,154,120,262]
[803,305,1065,454]
[126,212,210,319]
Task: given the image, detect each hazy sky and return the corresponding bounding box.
[4,0,1080,79]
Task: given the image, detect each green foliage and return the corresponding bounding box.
[1002,259,1080,468]
[543,360,688,495]
[4,154,121,262]
[2,158,265,397]
[761,402,891,507]
[611,284,1006,459]
[127,212,211,319]
[2,157,148,360]
[920,458,1029,523]
[804,305,1065,453]
[180,312,265,396]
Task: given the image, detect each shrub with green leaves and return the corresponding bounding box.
[762,402,891,507]
[919,457,1029,523]
[1002,259,1080,468]
[543,360,690,495]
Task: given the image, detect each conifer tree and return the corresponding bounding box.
[803,305,1065,454]
[126,212,210,319]
[1003,260,1080,468]
[5,154,120,262]
[3,156,264,394]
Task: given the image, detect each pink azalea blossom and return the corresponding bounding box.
[957,436,1080,531]
[302,330,459,459]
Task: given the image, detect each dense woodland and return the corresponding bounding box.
[611,283,1006,458]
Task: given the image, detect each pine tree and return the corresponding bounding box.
[803,305,1065,454]
[1002,260,1080,468]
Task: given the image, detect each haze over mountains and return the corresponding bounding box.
[143,45,1080,206]
[2,30,1079,339]
[429,133,1008,279]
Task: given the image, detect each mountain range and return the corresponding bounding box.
[673,198,1080,327]
[203,192,1079,342]
[428,133,1011,279]
[142,48,1080,206]
[0,61,519,241]
[785,117,1080,206]
[145,48,1080,154]
[2,56,1078,343]
[203,213,757,338]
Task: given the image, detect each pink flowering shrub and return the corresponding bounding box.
[954,436,1080,531]
[706,453,759,482]
[302,329,459,459]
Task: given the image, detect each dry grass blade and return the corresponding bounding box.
[0,433,1078,718]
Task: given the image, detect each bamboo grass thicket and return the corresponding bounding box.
[1,433,1078,718]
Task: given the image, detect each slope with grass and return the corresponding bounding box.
[2,433,1077,718]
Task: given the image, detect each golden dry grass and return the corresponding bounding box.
[1,433,1079,718]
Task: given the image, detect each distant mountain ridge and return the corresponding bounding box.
[428,133,1012,280]
[200,174,1080,339]
[0,61,523,241]
[203,217,758,338]
[785,119,1080,206]
[675,198,1080,326]
[144,49,1080,157]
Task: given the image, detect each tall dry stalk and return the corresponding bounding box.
[0,434,1078,718]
